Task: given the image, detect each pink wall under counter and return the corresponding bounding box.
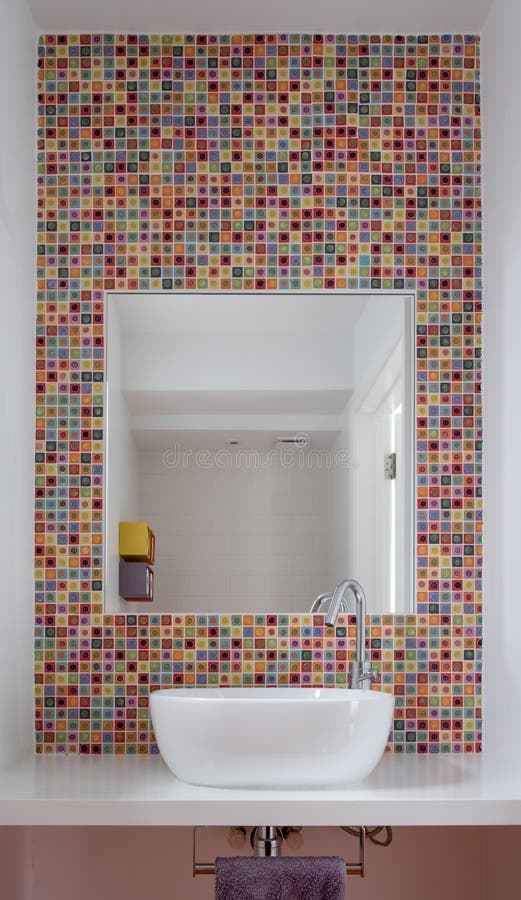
[1,825,518,900]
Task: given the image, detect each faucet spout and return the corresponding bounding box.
[322,579,377,691]
[324,577,366,637]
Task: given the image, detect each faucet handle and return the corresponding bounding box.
[356,668,378,684]
[309,592,332,614]
[349,660,379,689]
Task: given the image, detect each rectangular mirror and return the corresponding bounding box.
[105,293,414,615]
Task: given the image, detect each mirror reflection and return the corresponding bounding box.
[105,293,414,615]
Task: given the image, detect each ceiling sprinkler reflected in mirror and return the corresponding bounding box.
[274,433,311,449]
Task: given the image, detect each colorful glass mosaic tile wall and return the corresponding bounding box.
[35,33,482,755]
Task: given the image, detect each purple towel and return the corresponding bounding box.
[215,856,346,900]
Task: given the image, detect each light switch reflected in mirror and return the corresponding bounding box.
[105,293,415,615]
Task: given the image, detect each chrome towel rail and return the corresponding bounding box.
[192,825,366,877]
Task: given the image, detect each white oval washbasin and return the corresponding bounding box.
[150,687,394,788]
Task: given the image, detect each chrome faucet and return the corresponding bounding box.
[310,579,378,691]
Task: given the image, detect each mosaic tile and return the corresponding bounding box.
[34,33,482,754]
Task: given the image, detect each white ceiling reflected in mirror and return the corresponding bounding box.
[105,293,414,615]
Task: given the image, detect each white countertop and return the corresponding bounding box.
[0,754,519,826]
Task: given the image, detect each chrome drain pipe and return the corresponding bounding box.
[251,826,283,857]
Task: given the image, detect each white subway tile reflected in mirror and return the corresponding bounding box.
[105,293,414,615]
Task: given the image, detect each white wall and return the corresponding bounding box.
[482,0,521,760]
[132,449,329,614]
[0,0,37,769]
[25,0,495,36]
[105,304,140,611]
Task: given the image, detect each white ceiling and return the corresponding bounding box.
[112,293,368,334]
[28,0,493,34]
[124,389,351,416]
